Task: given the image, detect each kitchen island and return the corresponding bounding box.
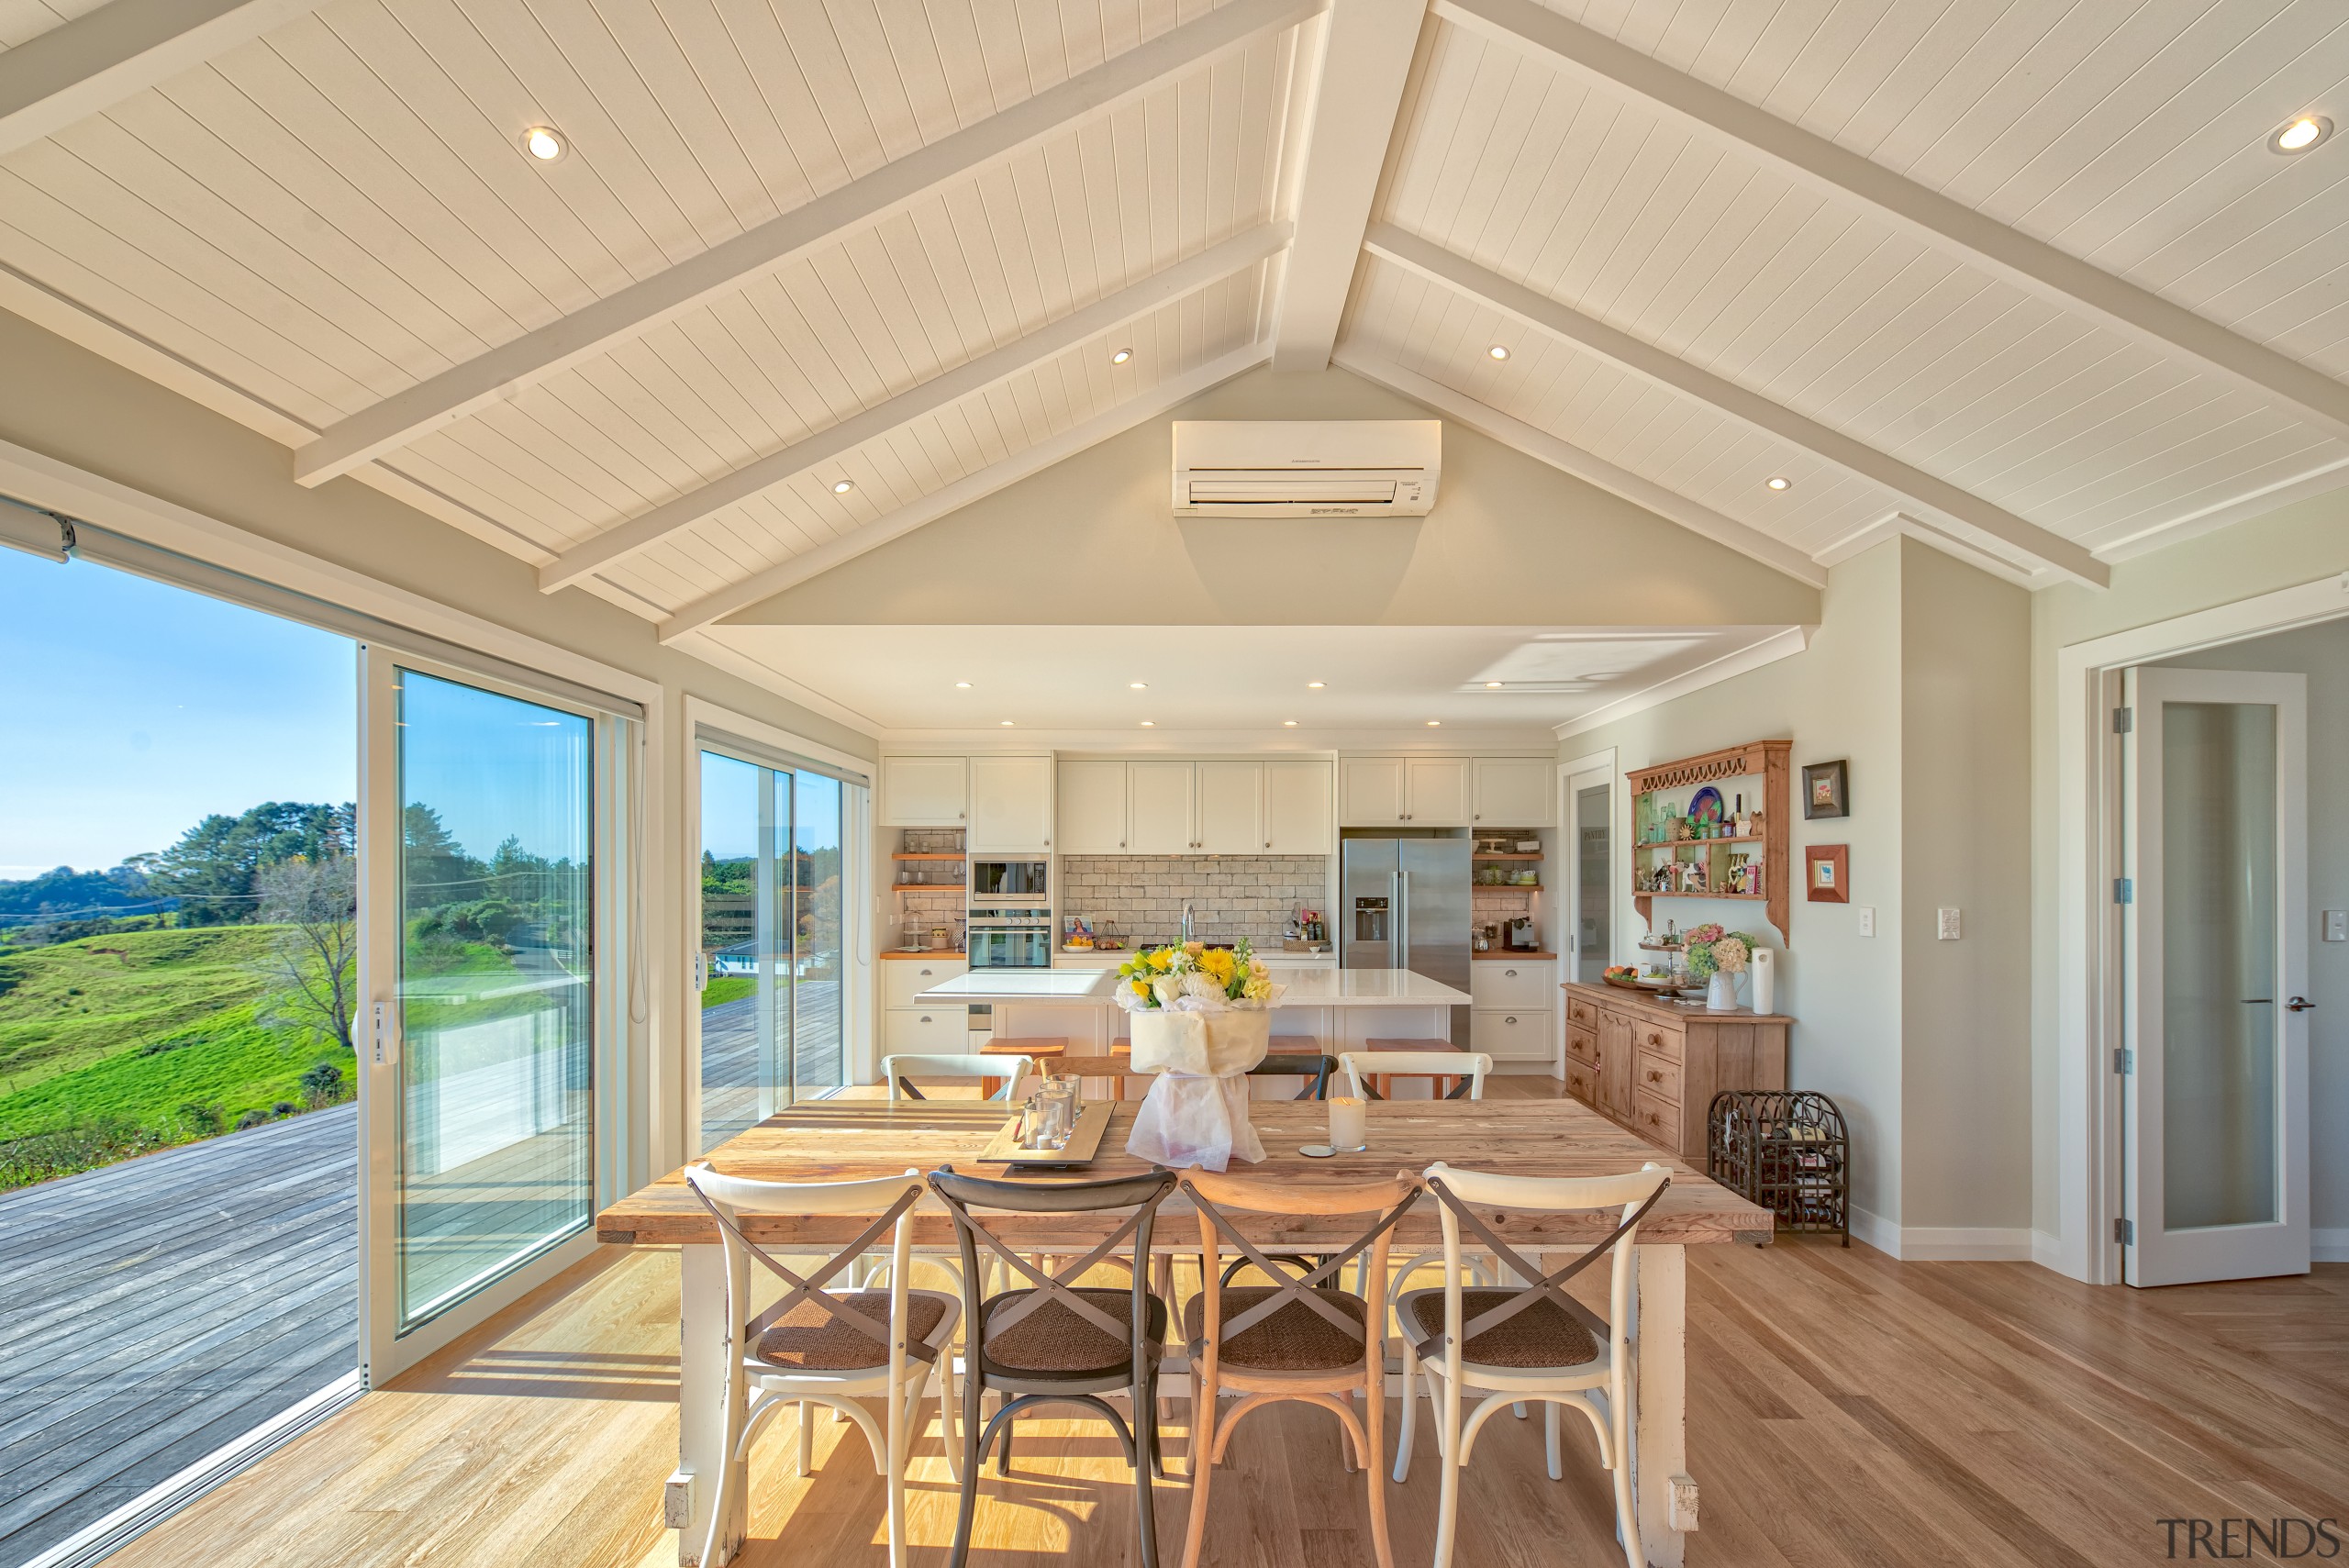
[914,964,1473,1063]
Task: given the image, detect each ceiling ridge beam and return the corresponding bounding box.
[1431,0,2349,446]
[1331,345,1826,587]
[1364,223,2109,587]
[1268,0,1428,372]
[542,222,1289,593]
[293,0,1327,487]
[657,340,1275,641]
[0,0,321,156]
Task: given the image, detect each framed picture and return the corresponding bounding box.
[1805,843,1850,903]
[1801,759,1849,819]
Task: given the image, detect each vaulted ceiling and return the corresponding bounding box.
[4,0,2346,644]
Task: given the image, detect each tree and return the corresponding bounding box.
[257,853,359,1054]
[146,801,354,925]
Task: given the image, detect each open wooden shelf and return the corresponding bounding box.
[1472,851,1544,862]
[1638,835,1764,849]
[1627,739,1790,945]
[892,851,967,861]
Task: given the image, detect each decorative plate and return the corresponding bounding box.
[1688,785,1725,828]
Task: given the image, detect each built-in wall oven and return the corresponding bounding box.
[968,906,1053,969]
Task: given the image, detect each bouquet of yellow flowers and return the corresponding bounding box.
[1113,938,1277,1012]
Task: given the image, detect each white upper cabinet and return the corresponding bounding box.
[880,755,966,827]
[1196,762,1265,853]
[1055,760,1130,853]
[1265,760,1334,853]
[1472,757,1553,826]
[1339,757,1407,826]
[967,756,1053,853]
[1405,758,1472,826]
[1127,762,1197,853]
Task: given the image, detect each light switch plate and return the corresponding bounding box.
[1857,906,1876,938]
[2325,909,2347,942]
[1938,906,1961,940]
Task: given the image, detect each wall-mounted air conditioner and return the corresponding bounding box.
[1171,420,1441,517]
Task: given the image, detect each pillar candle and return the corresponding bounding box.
[1330,1095,1367,1151]
[1751,946,1776,1015]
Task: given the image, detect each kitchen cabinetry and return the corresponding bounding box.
[882,956,968,1059]
[967,756,1052,853]
[1406,759,1471,825]
[1055,760,1129,853]
[1264,760,1334,853]
[1338,755,1479,826]
[880,755,966,827]
[1339,758,1405,825]
[1127,762,1196,853]
[1561,983,1789,1156]
[1196,762,1265,853]
[1473,757,1552,826]
[1470,956,1555,1062]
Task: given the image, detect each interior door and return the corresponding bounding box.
[1567,767,1614,984]
[2122,666,2310,1285]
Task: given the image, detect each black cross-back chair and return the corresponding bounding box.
[928,1164,1178,1568]
[1250,1051,1337,1099]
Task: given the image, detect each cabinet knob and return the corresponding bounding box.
[1648,1033,1663,1047]
[1646,1070,1661,1083]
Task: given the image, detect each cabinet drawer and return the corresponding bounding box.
[1470,961,1553,1011]
[884,1006,968,1056]
[1634,1051,1683,1106]
[1629,1018,1685,1061]
[1564,1062,1598,1106]
[1565,1024,1599,1069]
[885,958,968,1011]
[1564,993,1598,1029]
[1631,1088,1682,1153]
[1471,1008,1549,1061]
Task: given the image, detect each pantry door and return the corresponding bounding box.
[2121,666,2310,1286]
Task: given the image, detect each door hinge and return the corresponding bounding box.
[2112,1047,2133,1075]
[2112,706,2133,734]
[2113,877,2133,905]
[2114,1217,2134,1246]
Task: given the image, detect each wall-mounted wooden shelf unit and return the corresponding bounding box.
[1628,739,1790,944]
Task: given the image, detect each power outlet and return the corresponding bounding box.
[1857,906,1876,938]
[2326,909,2347,942]
[1938,906,1962,940]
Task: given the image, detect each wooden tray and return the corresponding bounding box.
[975,1101,1115,1170]
[1604,973,1683,993]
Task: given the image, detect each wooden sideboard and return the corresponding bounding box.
[1562,982,1791,1157]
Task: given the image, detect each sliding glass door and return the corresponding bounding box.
[696,751,848,1150]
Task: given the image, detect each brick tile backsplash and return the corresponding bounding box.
[1058,855,1330,945]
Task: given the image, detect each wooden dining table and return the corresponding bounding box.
[596,1095,1773,1568]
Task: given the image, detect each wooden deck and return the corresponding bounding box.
[90,1078,2349,1568]
[0,1105,358,1566]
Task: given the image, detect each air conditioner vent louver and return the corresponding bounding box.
[1173,420,1441,517]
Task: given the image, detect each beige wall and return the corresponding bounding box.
[731,364,1822,628]
[2028,489,2349,1238]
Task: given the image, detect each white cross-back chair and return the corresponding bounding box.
[685,1162,963,1568]
[1336,1052,1498,1314]
[1393,1160,1672,1568]
[884,1051,1034,1102]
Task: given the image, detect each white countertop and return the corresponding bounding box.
[915,965,1466,1008]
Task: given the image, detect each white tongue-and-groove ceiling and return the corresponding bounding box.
[4,0,2347,717]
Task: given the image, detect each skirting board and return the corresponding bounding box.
[2317,1229,2349,1264]
[1848,1206,2038,1262]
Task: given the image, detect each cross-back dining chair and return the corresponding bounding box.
[683,1162,963,1568]
[1177,1168,1421,1568]
[928,1164,1179,1568]
[884,1051,1033,1102]
[1393,1160,1672,1568]
[1338,1049,1492,1102]
[1250,1050,1338,1099]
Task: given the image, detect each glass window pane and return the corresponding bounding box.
[2160,700,2279,1231]
[697,755,765,1144]
[1575,784,1611,984]
[793,773,844,1095]
[395,671,594,1327]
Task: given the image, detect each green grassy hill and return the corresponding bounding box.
[0,926,355,1187]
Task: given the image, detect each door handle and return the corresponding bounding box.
[2288,996,2316,1012]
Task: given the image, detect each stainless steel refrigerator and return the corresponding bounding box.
[1341,837,1471,1042]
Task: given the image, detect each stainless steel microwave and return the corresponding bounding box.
[969,859,1048,905]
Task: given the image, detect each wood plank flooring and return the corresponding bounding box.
[100,1080,2349,1568]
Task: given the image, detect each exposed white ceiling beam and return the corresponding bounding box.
[659,341,1275,641]
[293,0,1326,487]
[1432,0,2349,447]
[0,0,320,155]
[1268,0,1427,373]
[1364,223,2110,588]
[1813,513,2047,588]
[1332,346,1826,587]
[542,223,1289,593]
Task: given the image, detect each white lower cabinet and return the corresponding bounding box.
[884,1006,969,1057]
[884,957,966,1009]
[1470,958,1554,1062]
[1472,1007,1551,1062]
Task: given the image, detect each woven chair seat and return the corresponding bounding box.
[1184,1286,1369,1372]
[1401,1288,1600,1370]
[979,1287,1169,1376]
[751,1290,953,1371]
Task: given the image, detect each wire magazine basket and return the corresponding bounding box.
[1707,1090,1849,1246]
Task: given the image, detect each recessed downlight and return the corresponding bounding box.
[953,681,972,688]
[1487,344,1510,361]
[521,126,568,161]
[831,479,854,495]
[2271,115,2332,154]
[1130,682,1147,689]
[1283,719,1298,727]
[1426,719,1442,727]
[1765,475,1791,491]
[1484,681,1503,688]
[1110,347,1133,365]
[999,719,1015,727]
[1141,720,1155,727]
[1307,681,1325,689]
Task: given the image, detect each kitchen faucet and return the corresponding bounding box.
[1181,902,1195,942]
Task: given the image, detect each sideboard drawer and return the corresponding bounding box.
[1564,993,1598,1029]
[1565,1024,1599,1069]
[1631,1088,1681,1153]
[1635,1050,1683,1106]
[1630,1018,1684,1061]
[1564,1062,1598,1106]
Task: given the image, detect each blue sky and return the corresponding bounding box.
[0,546,356,879]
